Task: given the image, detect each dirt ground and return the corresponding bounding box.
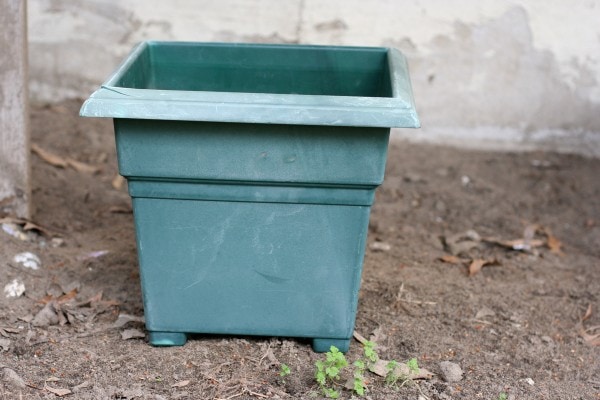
[1,100,599,399]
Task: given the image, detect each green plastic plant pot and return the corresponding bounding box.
[80,41,419,352]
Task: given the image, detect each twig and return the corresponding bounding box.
[6,263,43,278]
[396,299,437,306]
[246,389,269,398]
[257,343,271,366]
[414,381,430,400]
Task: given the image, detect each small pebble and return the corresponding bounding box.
[525,377,535,385]
[369,241,391,252]
[439,361,463,382]
[4,279,25,298]
[13,252,41,270]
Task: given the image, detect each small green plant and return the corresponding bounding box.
[314,342,422,397]
[498,393,508,400]
[363,340,378,366]
[406,357,419,374]
[384,360,400,386]
[279,363,291,384]
[352,360,367,396]
[385,358,420,389]
[315,346,348,398]
[280,363,291,378]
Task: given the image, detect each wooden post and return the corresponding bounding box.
[0,0,30,218]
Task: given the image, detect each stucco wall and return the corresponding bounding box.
[28,0,600,156]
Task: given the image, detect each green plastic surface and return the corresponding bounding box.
[79,41,419,352]
[80,42,420,128]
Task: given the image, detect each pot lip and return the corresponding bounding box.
[80,41,420,129]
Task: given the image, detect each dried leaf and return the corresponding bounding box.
[438,255,462,265]
[579,326,600,346]
[582,304,593,322]
[171,380,190,388]
[474,306,496,319]
[444,230,481,256]
[577,304,599,346]
[546,233,563,255]
[369,359,434,380]
[32,302,59,327]
[468,259,485,276]
[72,381,90,392]
[66,158,100,174]
[468,258,499,277]
[121,328,146,340]
[482,237,544,252]
[0,217,54,237]
[31,144,68,168]
[56,289,78,305]
[112,313,145,329]
[45,384,72,397]
[46,376,60,382]
[353,330,369,345]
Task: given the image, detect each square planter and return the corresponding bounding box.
[81,41,419,352]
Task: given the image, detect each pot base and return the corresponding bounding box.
[148,331,188,346]
[147,331,350,353]
[312,338,351,353]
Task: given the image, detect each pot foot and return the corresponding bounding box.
[312,338,350,353]
[148,331,187,346]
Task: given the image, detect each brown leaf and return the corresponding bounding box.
[546,232,564,255]
[45,384,72,397]
[579,325,600,346]
[66,158,100,174]
[438,255,462,265]
[582,304,593,321]
[171,380,190,388]
[468,258,499,277]
[31,144,68,168]
[468,259,486,276]
[577,304,599,346]
[56,289,78,305]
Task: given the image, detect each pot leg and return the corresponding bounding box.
[312,338,351,353]
[148,331,187,346]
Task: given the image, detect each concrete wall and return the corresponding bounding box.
[28,0,600,156]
